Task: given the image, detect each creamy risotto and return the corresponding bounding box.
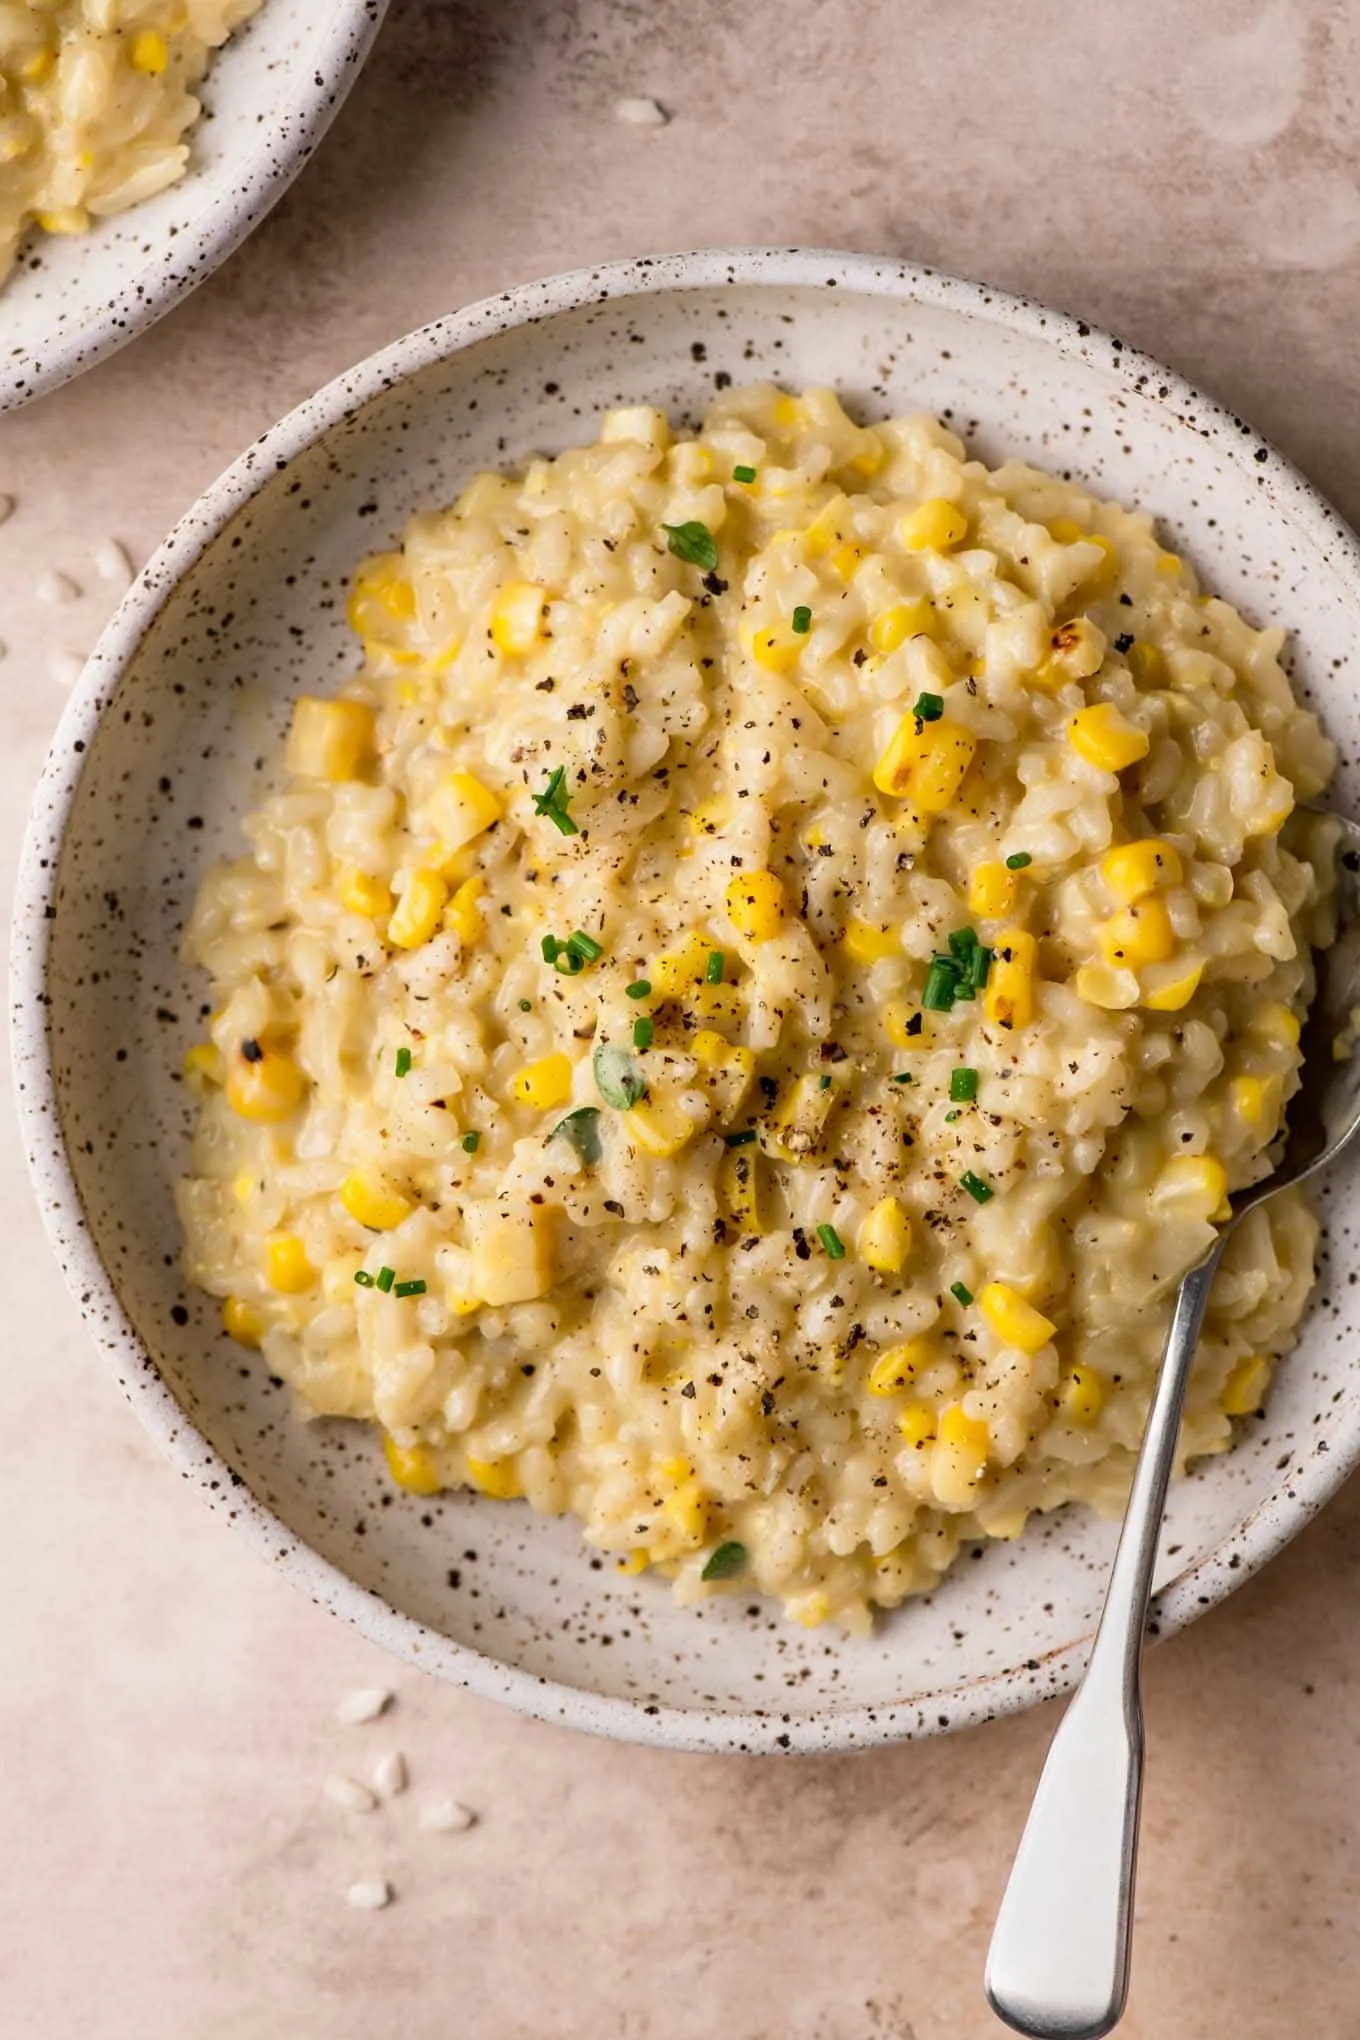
[178,386,1338,1632]
[0,0,262,283]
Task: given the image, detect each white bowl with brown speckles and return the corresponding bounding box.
[14,248,1360,1753]
[0,0,387,413]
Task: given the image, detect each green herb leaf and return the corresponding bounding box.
[594,1043,648,1111]
[951,1280,974,1306]
[701,1540,748,1582]
[662,520,719,571]
[532,765,580,836]
[817,1222,846,1260]
[792,604,812,634]
[550,1106,603,1164]
[891,1071,914,1085]
[1005,851,1033,870]
[394,1046,412,1078]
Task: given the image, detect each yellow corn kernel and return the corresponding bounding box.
[932,1406,990,1507]
[1222,1353,1272,1418]
[346,554,417,644]
[182,1041,223,1088]
[36,205,89,234]
[792,1591,831,1628]
[979,1281,1056,1354]
[968,861,1018,918]
[1039,616,1107,686]
[1140,958,1205,1011]
[466,1200,554,1305]
[872,713,976,812]
[801,492,854,557]
[662,1479,708,1546]
[466,1455,524,1501]
[266,1235,315,1294]
[1049,523,1117,583]
[691,1029,729,1069]
[286,696,375,782]
[750,626,801,673]
[1154,550,1182,577]
[387,867,448,949]
[616,1549,649,1575]
[652,931,712,997]
[1232,1073,1284,1133]
[899,498,968,552]
[222,1296,264,1348]
[512,1053,573,1112]
[337,865,392,918]
[21,47,56,82]
[847,434,885,477]
[232,1170,256,1208]
[720,1146,764,1233]
[340,1170,413,1231]
[1058,1366,1105,1426]
[866,1339,931,1396]
[985,928,1037,1031]
[225,1047,305,1124]
[1253,1001,1301,1047]
[1047,517,1083,544]
[843,918,900,965]
[625,1093,698,1158]
[1074,961,1140,1011]
[726,868,786,942]
[1126,640,1165,687]
[446,875,485,946]
[829,540,865,581]
[1100,838,1183,906]
[869,599,935,654]
[1098,895,1176,968]
[772,393,802,429]
[1151,1154,1230,1224]
[897,1403,937,1449]
[884,1001,922,1050]
[383,1434,443,1496]
[129,28,169,72]
[490,580,547,654]
[859,1196,911,1276]
[1067,703,1150,773]
[427,770,503,857]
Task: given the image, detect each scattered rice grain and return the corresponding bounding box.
[346,1878,393,1910]
[324,1774,378,1814]
[334,1686,393,1725]
[48,649,85,688]
[37,569,79,605]
[418,1797,476,1833]
[94,538,135,589]
[614,95,668,126]
[373,1749,407,1797]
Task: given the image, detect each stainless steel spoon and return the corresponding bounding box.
[986,812,1360,2040]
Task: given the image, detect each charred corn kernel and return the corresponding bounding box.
[388,867,447,949]
[873,713,976,811]
[625,1093,697,1158]
[490,580,547,654]
[986,928,1037,1030]
[383,1435,443,1496]
[21,47,56,82]
[129,29,169,72]
[726,868,785,942]
[512,1053,573,1112]
[1222,1353,1271,1417]
[899,498,968,552]
[616,1549,649,1575]
[1040,616,1107,686]
[662,1479,707,1545]
[897,1403,937,1448]
[286,696,374,782]
[1140,958,1205,1011]
[829,540,865,580]
[884,1001,922,1049]
[446,875,485,945]
[340,1171,413,1232]
[1101,837,1183,905]
[750,626,800,673]
[843,918,900,964]
[979,1282,1056,1354]
[466,1455,523,1501]
[1058,1366,1105,1425]
[427,770,503,855]
[866,1339,931,1396]
[1152,1154,1230,1224]
[1098,895,1176,968]
[932,1406,990,1506]
[720,1146,764,1233]
[337,866,392,918]
[691,1029,730,1069]
[346,554,417,643]
[1067,703,1150,772]
[1232,1073,1284,1132]
[1075,961,1140,1010]
[652,930,712,996]
[968,861,1017,918]
[266,1235,315,1294]
[859,1196,911,1276]
[869,599,935,654]
[225,1048,305,1123]
[222,1296,264,1347]
[182,1041,223,1087]
[1253,1000,1301,1046]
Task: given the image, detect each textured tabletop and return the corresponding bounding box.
[5,2,1360,2035]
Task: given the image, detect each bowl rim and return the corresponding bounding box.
[0,0,389,413]
[13,244,1360,1754]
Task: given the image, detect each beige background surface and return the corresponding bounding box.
[5,1,1360,2034]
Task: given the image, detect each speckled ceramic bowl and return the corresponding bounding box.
[14,249,1360,1753]
[0,0,387,413]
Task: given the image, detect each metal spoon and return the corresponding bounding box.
[986,812,1360,2040]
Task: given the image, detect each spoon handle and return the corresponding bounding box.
[985,1244,1225,2040]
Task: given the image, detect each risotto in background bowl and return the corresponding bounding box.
[14,249,1360,1752]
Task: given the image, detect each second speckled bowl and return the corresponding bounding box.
[14,248,1360,1753]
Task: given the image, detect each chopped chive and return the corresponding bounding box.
[968,943,994,992]
[633,1016,654,1051]
[532,765,579,836]
[626,979,652,1000]
[945,1109,961,1123]
[1005,852,1033,870]
[817,1223,846,1260]
[394,1046,412,1078]
[960,1171,994,1204]
[461,1131,481,1154]
[568,929,603,962]
[702,1539,748,1580]
[705,950,726,984]
[375,1266,396,1294]
[555,948,584,976]
[950,1067,979,1103]
[948,927,979,962]
[792,604,812,634]
[819,1073,832,1090]
[891,1071,914,1084]
[724,1127,757,1147]
[353,1270,375,1288]
[394,1279,427,1298]
[518,998,533,1012]
[922,958,959,1010]
[541,934,561,962]
[912,691,945,722]
[661,519,719,571]
[951,1280,974,1306]
[733,465,757,484]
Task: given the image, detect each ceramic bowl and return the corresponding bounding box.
[0,0,387,412]
[14,249,1360,1754]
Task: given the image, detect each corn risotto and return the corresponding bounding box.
[177,384,1339,1633]
[0,0,263,283]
